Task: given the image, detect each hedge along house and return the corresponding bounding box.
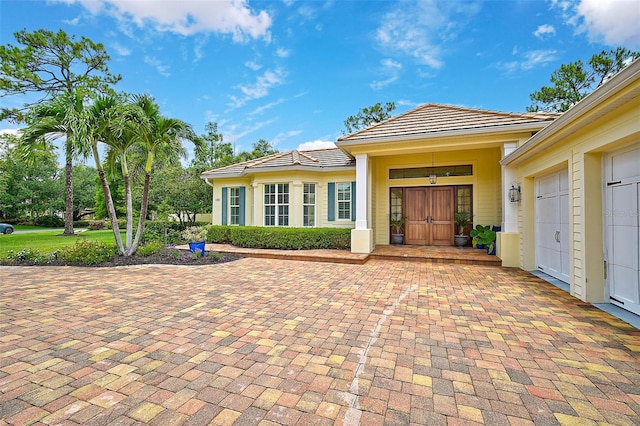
[201,103,557,253]
[501,59,640,316]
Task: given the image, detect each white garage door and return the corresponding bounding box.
[605,145,640,316]
[535,170,570,283]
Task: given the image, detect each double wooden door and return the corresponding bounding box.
[404,187,455,245]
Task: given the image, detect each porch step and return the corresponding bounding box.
[369,245,502,266]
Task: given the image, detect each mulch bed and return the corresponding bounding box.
[0,249,243,267]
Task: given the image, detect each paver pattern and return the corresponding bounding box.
[1,258,639,425]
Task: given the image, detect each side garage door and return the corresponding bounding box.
[535,170,570,283]
[605,145,640,316]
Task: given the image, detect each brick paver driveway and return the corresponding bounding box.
[1,259,639,425]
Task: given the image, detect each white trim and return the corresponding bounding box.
[355,154,369,230]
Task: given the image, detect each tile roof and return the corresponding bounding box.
[201,147,354,178]
[337,103,561,143]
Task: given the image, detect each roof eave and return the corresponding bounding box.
[201,164,355,180]
[336,121,554,148]
[501,59,640,166]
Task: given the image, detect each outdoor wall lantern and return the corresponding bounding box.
[429,152,437,184]
[509,183,521,203]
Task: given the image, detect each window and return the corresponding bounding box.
[390,188,403,220]
[337,183,351,220]
[390,165,473,179]
[456,185,472,216]
[303,183,316,227]
[229,188,240,225]
[264,183,289,226]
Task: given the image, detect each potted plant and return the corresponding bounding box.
[476,228,497,255]
[453,211,471,248]
[182,226,208,257]
[390,214,407,245]
[470,224,490,248]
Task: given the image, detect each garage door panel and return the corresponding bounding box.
[536,170,569,283]
[611,265,640,305]
[611,184,637,227]
[611,147,640,181]
[606,145,640,316]
[612,225,639,269]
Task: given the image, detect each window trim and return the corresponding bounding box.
[264,183,289,227]
[303,183,316,227]
[336,182,351,221]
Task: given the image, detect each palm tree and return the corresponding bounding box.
[84,94,126,253]
[20,91,89,235]
[125,94,196,254]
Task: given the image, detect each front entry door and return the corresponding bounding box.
[405,187,454,245]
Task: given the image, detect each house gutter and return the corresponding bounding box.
[336,121,553,148]
[501,59,640,166]
[200,164,355,180]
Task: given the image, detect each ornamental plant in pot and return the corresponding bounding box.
[476,228,497,255]
[470,224,490,248]
[390,214,407,246]
[453,211,471,248]
[182,226,208,257]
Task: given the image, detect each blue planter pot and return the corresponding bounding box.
[188,241,206,257]
[486,242,496,255]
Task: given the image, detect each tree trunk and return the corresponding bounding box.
[97,169,125,255]
[130,172,151,255]
[63,149,74,236]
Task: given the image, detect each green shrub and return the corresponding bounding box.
[141,221,209,244]
[229,227,350,250]
[4,249,58,264]
[88,220,105,230]
[34,215,65,228]
[136,240,165,257]
[73,220,91,228]
[6,248,41,262]
[207,225,232,243]
[57,240,117,265]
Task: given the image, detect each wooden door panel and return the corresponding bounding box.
[403,187,454,246]
[430,187,454,245]
[405,188,428,245]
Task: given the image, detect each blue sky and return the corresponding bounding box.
[1,0,639,159]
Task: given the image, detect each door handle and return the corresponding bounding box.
[555,231,560,243]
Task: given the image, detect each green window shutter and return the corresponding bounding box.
[221,187,228,225]
[351,181,356,221]
[238,186,246,226]
[327,182,335,222]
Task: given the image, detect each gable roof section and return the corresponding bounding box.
[201,147,354,179]
[337,103,560,144]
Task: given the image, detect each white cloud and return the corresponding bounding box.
[63,16,81,25]
[555,0,640,48]
[144,55,170,77]
[276,48,291,58]
[534,24,556,39]
[271,129,302,147]
[245,61,262,71]
[67,0,272,41]
[499,49,558,74]
[230,68,287,108]
[297,139,336,151]
[375,0,480,69]
[371,58,402,90]
[111,42,131,56]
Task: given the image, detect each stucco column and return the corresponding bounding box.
[351,153,374,253]
[499,142,520,267]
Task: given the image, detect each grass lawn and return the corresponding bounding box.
[13,225,61,231]
[0,230,124,259]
